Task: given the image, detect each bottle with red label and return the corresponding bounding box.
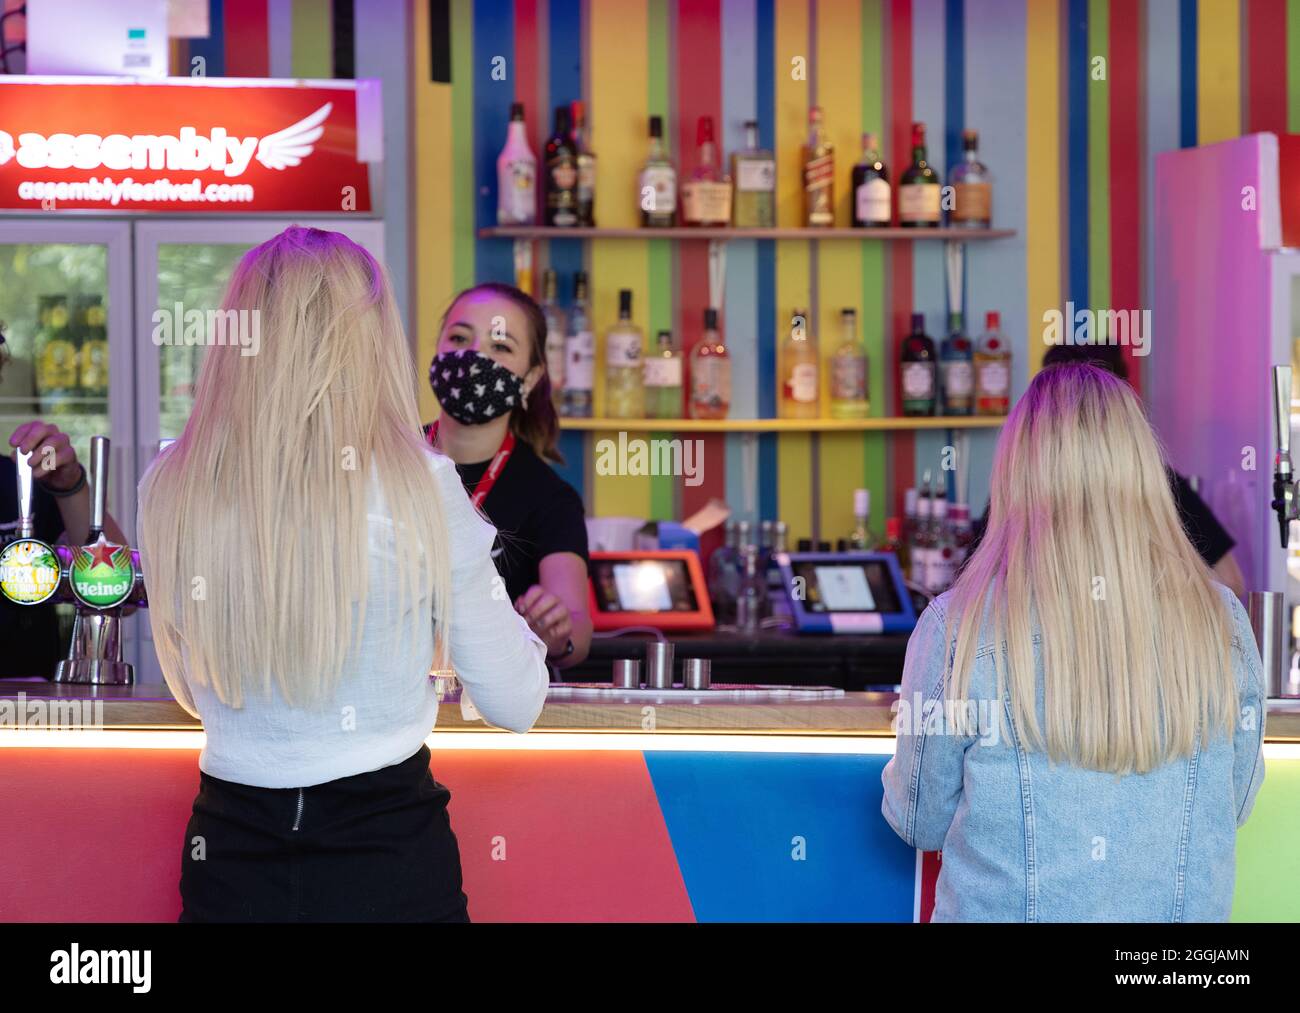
[974,311,1011,415]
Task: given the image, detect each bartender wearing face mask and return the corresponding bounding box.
[426,282,592,669]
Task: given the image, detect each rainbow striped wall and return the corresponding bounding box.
[410,0,1300,540]
[138,0,1300,538]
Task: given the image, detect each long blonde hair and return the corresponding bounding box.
[945,363,1236,774]
[139,226,451,709]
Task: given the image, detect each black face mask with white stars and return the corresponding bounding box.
[429,348,527,426]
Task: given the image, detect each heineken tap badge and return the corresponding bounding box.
[69,532,135,610]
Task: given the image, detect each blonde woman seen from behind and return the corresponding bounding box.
[882,363,1266,921]
[138,226,548,922]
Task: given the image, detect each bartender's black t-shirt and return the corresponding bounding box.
[0,454,66,678]
[436,434,589,604]
[966,467,1235,568]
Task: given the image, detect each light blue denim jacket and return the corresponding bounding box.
[881,584,1267,922]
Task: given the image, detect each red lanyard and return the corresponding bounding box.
[427,421,516,509]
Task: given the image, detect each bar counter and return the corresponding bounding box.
[2,679,1298,922]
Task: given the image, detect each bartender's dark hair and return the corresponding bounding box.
[1041,341,1129,382]
[437,282,563,465]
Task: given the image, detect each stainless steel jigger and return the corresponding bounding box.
[55,437,135,686]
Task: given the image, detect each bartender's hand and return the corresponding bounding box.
[10,420,83,491]
[515,584,573,658]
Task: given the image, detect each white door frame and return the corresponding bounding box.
[129,217,385,683]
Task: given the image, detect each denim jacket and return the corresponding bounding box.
[881,584,1267,922]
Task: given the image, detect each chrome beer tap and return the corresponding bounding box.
[0,435,146,684]
[1261,365,1300,697]
[1271,365,1296,548]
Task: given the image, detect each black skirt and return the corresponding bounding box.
[179,745,469,923]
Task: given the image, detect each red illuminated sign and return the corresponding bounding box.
[0,77,377,214]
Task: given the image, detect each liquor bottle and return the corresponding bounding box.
[779,309,820,419]
[544,105,579,227]
[902,488,918,560]
[540,269,567,404]
[898,122,941,228]
[644,329,683,419]
[35,295,78,416]
[639,115,677,227]
[948,128,991,228]
[802,105,835,227]
[851,132,891,227]
[709,521,740,624]
[570,99,597,227]
[883,516,909,576]
[927,495,957,593]
[497,102,538,225]
[681,116,732,226]
[731,119,775,228]
[939,311,974,415]
[605,289,644,419]
[561,271,594,417]
[79,297,109,410]
[690,308,731,420]
[735,544,766,633]
[899,312,938,416]
[849,489,878,550]
[911,478,933,585]
[974,311,1012,415]
[829,307,869,419]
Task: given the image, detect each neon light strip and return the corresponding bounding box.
[1,728,1296,760]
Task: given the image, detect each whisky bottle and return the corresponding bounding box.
[802,106,835,227]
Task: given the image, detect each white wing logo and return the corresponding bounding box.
[0,131,13,167]
[255,102,332,171]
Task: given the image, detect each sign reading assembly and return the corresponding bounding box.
[0,76,379,214]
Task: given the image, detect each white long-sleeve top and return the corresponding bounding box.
[167,450,549,789]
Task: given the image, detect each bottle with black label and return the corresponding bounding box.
[545,105,579,227]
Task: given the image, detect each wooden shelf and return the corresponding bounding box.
[479,226,1016,241]
[558,416,1007,433]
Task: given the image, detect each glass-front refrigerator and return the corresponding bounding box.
[129,218,386,682]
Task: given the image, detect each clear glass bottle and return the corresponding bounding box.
[639,115,677,227]
[974,311,1011,415]
[803,106,835,227]
[948,128,991,228]
[927,495,956,593]
[681,115,732,226]
[731,119,775,228]
[569,99,597,227]
[644,329,683,419]
[561,270,594,417]
[780,309,820,419]
[604,289,644,419]
[735,544,766,633]
[849,489,878,550]
[829,307,869,419]
[497,101,537,225]
[540,269,566,405]
[851,132,890,227]
[690,307,731,420]
[911,476,933,585]
[939,311,974,415]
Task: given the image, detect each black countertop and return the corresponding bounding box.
[569,627,910,690]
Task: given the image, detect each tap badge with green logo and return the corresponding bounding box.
[70,533,134,610]
[0,538,61,605]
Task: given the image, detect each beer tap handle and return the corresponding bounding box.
[1272,365,1295,549]
[87,435,108,539]
[15,447,34,540]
